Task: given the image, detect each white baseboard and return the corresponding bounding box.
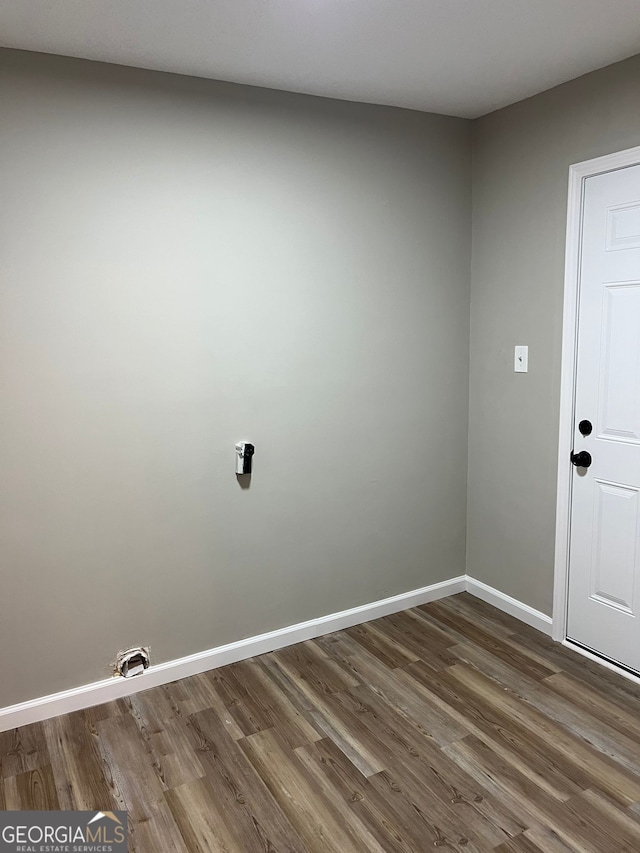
[0,574,558,731]
[0,575,465,732]
[465,576,553,636]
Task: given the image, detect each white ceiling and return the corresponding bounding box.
[1,0,640,118]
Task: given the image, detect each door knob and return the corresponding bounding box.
[570,450,592,468]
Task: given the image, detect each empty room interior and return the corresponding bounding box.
[2,1,640,851]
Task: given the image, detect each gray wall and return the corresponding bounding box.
[0,49,471,707]
[468,53,640,615]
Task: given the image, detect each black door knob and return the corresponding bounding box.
[571,450,592,468]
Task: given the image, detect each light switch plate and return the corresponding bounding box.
[514,345,528,373]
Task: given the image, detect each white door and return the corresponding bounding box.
[567,162,640,671]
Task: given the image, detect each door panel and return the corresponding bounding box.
[589,480,638,615]
[606,202,640,251]
[567,163,640,670]
[597,282,640,443]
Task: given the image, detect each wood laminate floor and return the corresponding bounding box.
[3,593,640,851]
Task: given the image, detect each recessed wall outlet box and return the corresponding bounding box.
[115,646,150,678]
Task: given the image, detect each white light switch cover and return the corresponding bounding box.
[514,345,528,373]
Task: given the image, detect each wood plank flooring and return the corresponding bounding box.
[3,592,640,851]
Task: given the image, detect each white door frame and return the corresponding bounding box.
[553,144,640,643]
